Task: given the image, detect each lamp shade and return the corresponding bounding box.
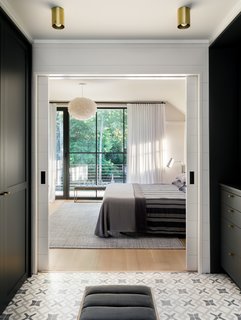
[68,97,97,120]
[177,6,190,29]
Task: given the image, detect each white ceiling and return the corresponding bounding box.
[0,0,240,41]
[49,77,186,115]
[2,0,240,113]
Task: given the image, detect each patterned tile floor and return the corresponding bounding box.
[1,272,241,320]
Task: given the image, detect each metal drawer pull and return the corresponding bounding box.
[227,194,234,198]
[227,209,234,213]
[228,224,234,228]
[228,252,235,257]
[0,191,11,196]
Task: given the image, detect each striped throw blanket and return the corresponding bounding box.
[138,184,186,236]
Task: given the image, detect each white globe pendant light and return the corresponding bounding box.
[68,83,97,120]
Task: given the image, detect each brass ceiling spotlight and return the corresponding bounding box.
[177,6,190,29]
[52,6,64,29]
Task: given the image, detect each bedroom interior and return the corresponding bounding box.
[37,73,199,275]
[3,0,241,318]
[48,77,187,268]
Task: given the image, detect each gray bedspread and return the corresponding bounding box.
[95,183,142,238]
[95,183,186,238]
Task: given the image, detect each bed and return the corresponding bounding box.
[94,182,186,238]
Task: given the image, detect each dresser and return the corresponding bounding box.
[220,184,241,288]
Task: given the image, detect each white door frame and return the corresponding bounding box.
[32,73,204,273]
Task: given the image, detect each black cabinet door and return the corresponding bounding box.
[0,9,31,314]
[0,198,4,312]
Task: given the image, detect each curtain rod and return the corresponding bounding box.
[50,101,166,104]
[99,101,166,104]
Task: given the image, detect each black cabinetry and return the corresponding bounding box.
[0,9,31,314]
[209,12,241,273]
[220,184,241,288]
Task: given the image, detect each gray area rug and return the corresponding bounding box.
[49,202,185,249]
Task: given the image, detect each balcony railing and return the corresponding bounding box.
[55,162,127,193]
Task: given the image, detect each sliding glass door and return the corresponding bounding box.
[97,109,127,184]
[69,115,96,197]
[55,106,127,199]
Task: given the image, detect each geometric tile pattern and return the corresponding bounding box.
[1,272,241,320]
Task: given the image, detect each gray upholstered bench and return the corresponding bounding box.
[78,285,158,320]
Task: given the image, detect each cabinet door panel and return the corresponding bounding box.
[0,9,31,314]
[3,29,26,187]
[221,203,241,229]
[0,198,4,310]
[221,189,241,210]
[221,245,241,288]
[4,190,26,296]
[221,218,241,257]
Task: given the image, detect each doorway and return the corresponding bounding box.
[34,77,198,270]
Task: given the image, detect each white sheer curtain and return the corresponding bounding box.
[127,103,166,183]
[48,104,57,203]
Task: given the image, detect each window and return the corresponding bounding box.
[55,106,127,199]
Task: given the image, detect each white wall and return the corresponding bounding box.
[164,104,185,183]
[164,122,185,183]
[186,76,201,271]
[32,41,209,273]
[36,76,49,271]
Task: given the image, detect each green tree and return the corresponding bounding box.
[69,108,127,185]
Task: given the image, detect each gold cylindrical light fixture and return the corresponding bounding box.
[177,6,190,29]
[52,6,64,29]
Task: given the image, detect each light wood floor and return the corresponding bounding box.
[49,248,186,271]
[49,201,186,272]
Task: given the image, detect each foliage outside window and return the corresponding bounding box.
[55,106,127,198]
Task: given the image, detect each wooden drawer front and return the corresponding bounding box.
[221,204,241,228]
[221,189,241,210]
[221,246,241,288]
[221,218,241,258]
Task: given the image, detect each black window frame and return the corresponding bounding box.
[55,106,127,200]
